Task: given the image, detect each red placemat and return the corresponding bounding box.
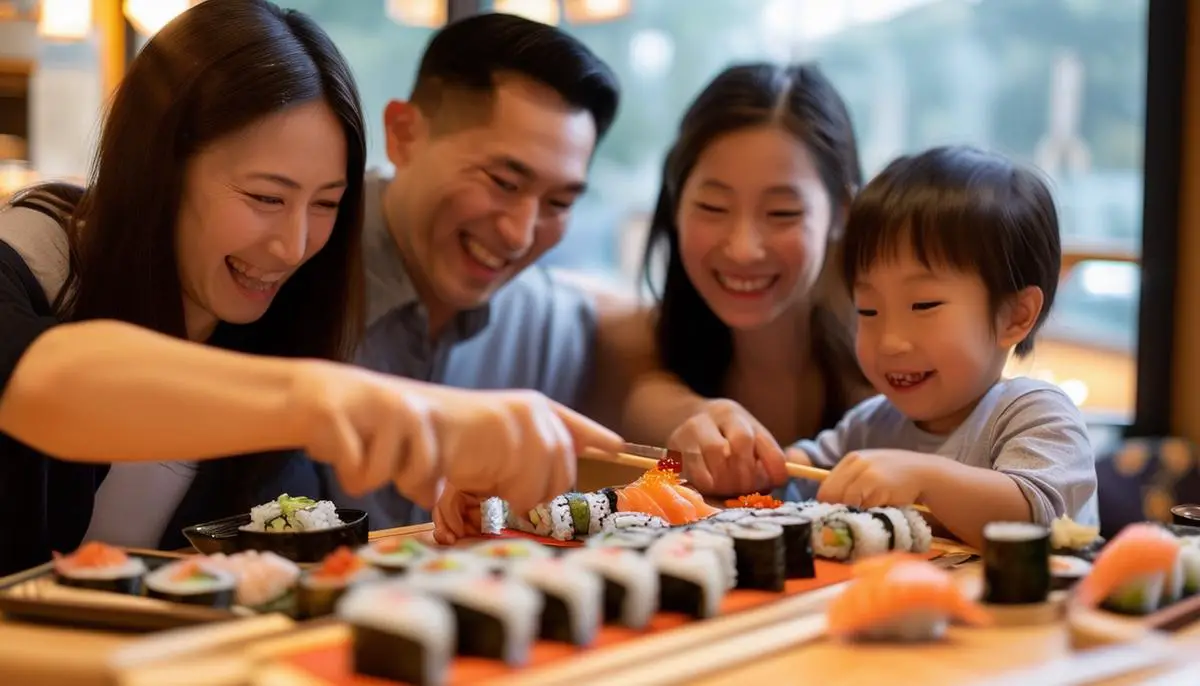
[278,551,905,686]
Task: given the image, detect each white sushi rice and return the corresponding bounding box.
[653,530,737,590]
[202,551,301,607]
[437,576,543,667]
[512,558,604,647]
[839,512,891,560]
[647,538,726,619]
[548,495,574,541]
[563,547,659,630]
[584,492,613,535]
[243,498,342,533]
[337,582,456,686]
[601,512,670,532]
[54,555,146,581]
[901,507,933,553]
[868,507,915,552]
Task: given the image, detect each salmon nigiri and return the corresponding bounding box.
[1074,523,1183,613]
[671,485,721,519]
[826,555,991,641]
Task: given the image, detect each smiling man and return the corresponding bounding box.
[327,13,621,526]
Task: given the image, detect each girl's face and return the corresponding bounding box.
[852,245,1041,434]
[676,125,835,331]
[174,100,349,341]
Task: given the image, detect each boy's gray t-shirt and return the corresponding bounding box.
[784,376,1100,526]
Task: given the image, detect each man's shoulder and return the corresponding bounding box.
[489,266,596,324]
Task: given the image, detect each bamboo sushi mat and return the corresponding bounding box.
[276,530,938,686]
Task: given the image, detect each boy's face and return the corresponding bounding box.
[852,246,1037,434]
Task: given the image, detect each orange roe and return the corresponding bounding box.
[725,493,783,509]
[313,546,365,579]
[55,541,129,568]
[636,466,681,487]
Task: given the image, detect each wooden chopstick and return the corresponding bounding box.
[581,447,932,514]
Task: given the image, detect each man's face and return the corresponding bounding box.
[385,74,597,329]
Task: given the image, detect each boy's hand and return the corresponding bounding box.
[817,449,937,509]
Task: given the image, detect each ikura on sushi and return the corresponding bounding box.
[52,541,147,596]
[826,554,991,641]
[1073,523,1193,614]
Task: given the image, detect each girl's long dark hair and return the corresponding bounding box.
[642,63,867,409]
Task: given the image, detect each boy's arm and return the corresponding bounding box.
[920,388,1096,548]
[779,397,883,499]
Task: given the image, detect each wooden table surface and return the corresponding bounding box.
[2,523,1198,686]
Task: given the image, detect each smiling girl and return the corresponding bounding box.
[784,145,1099,549]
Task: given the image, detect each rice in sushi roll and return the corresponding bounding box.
[647,536,727,619]
[406,552,490,593]
[203,550,301,613]
[144,559,236,609]
[601,511,670,533]
[652,530,737,591]
[299,547,385,618]
[562,547,659,630]
[814,511,891,561]
[586,528,664,553]
[52,542,146,596]
[339,583,455,686]
[467,539,553,576]
[901,507,933,553]
[511,557,603,646]
[431,575,542,666]
[712,508,755,524]
[358,537,435,576]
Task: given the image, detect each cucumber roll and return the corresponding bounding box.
[754,514,815,579]
[358,537,434,576]
[144,560,236,609]
[467,539,553,576]
[435,576,542,666]
[563,547,659,630]
[52,542,146,596]
[647,536,727,619]
[512,557,603,646]
[339,583,455,686]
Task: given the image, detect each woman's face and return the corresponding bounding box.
[174,100,348,341]
[676,125,835,331]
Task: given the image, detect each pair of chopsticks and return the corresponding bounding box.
[581,445,932,514]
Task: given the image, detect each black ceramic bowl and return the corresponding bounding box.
[1172,504,1200,528]
[182,508,369,563]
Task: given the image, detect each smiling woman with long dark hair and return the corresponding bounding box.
[0,0,620,575]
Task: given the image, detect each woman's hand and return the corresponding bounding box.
[289,362,623,514]
[668,399,789,496]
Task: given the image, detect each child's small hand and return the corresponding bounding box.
[432,481,484,545]
[817,449,936,509]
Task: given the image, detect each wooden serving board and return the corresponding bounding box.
[1065,592,1200,650]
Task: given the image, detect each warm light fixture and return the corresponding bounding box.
[123,0,199,37]
[38,0,93,41]
[493,0,561,26]
[565,0,631,24]
[386,0,447,28]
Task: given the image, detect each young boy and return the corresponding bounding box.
[784,145,1099,549]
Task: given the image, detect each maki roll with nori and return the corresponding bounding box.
[432,576,542,666]
[585,528,663,553]
[712,508,755,524]
[339,583,455,686]
[52,542,146,596]
[467,539,553,576]
[866,507,914,552]
[655,529,738,590]
[144,560,236,608]
[562,547,659,630]
[901,507,934,553]
[512,557,603,646]
[813,511,890,561]
[358,537,434,575]
[754,514,815,579]
[298,547,384,618]
[716,521,786,592]
[407,552,490,593]
[647,536,727,619]
[543,491,617,541]
[981,521,1052,605]
[601,511,671,532]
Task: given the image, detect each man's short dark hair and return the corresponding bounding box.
[410,12,620,140]
[843,145,1062,358]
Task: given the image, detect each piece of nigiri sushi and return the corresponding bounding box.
[1074,523,1183,614]
[826,556,991,641]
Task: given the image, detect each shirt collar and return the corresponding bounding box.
[362,172,491,339]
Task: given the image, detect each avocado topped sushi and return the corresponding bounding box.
[299,547,384,618]
[145,559,237,608]
[358,537,434,575]
[53,542,146,596]
[467,539,553,576]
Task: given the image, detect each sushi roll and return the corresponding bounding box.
[143,560,236,609]
[358,537,435,576]
[298,547,385,619]
[601,511,671,533]
[981,522,1052,605]
[653,530,737,591]
[900,507,933,553]
[647,536,727,619]
[562,547,659,630]
[1050,555,1093,591]
[586,528,663,553]
[827,555,991,641]
[712,508,755,524]
[1181,539,1200,596]
[717,521,786,592]
[511,557,603,646]
[753,514,815,579]
[203,551,301,613]
[432,576,542,666]
[1076,523,1183,615]
[866,507,914,552]
[814,511,890,562]
[406,552,490,593]
[338,583,455,686]
[585,489,618,534]
[467,539,553,576]
[52,542,146,596]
